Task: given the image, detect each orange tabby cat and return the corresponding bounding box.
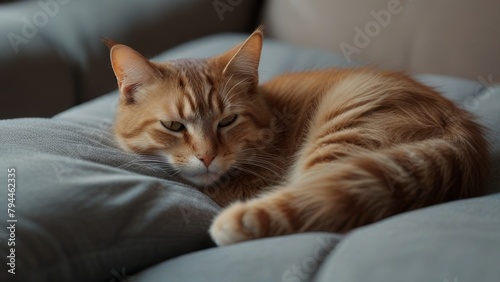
[109,29,489,246]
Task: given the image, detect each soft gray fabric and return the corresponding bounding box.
[315,193,500,282]
[0,118,220,282]
[0,33,499,282]
[134,195,500,282]
[135,233,343,282]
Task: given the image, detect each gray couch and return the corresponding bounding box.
[0,0,262,118]
[1,1,499,282]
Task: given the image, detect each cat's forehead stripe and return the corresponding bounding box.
[214,94,224,114]
[176,99,185,119]
[184,91,196,111]
[178,76,185,89]
[120,118,157,139]
[171,61,229,119]
[206,74,216,109]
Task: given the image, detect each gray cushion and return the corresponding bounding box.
[0,33,499,282]
[315,193,500,282]
[135,233,343,282]
[133,194,500,282]
[0,118,220,282]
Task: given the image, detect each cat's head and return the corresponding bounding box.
[110,29,272,187]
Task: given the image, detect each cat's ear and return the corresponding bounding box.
[217,28,263,80]
[108,42,159,103]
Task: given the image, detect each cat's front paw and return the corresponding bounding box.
[209,201,270,246]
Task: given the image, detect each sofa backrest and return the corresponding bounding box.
[0,0,262,118]
[263,0,500,81]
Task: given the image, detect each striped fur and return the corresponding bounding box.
[109,29,489,246]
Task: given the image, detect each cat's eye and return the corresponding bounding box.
[161,121,185,132]
[218,114,238,128]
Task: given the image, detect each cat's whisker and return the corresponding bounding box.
[119,159,161,170]
[229,147,287,161]
[234,160,284,178]
[230,164,274,181]
[57,136,118,151]
[221,73,235,100]
[223,98,248,112]
[238,157,286,172]
[117,154,180,174]
[223,78,251,104]
[225,78,251,97]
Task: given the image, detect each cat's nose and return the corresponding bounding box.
[197,154,216,167]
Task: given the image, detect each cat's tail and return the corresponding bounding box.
[286,130,490,233]
[347,134,488,209]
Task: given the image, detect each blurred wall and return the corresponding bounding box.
[264,0,500,81]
